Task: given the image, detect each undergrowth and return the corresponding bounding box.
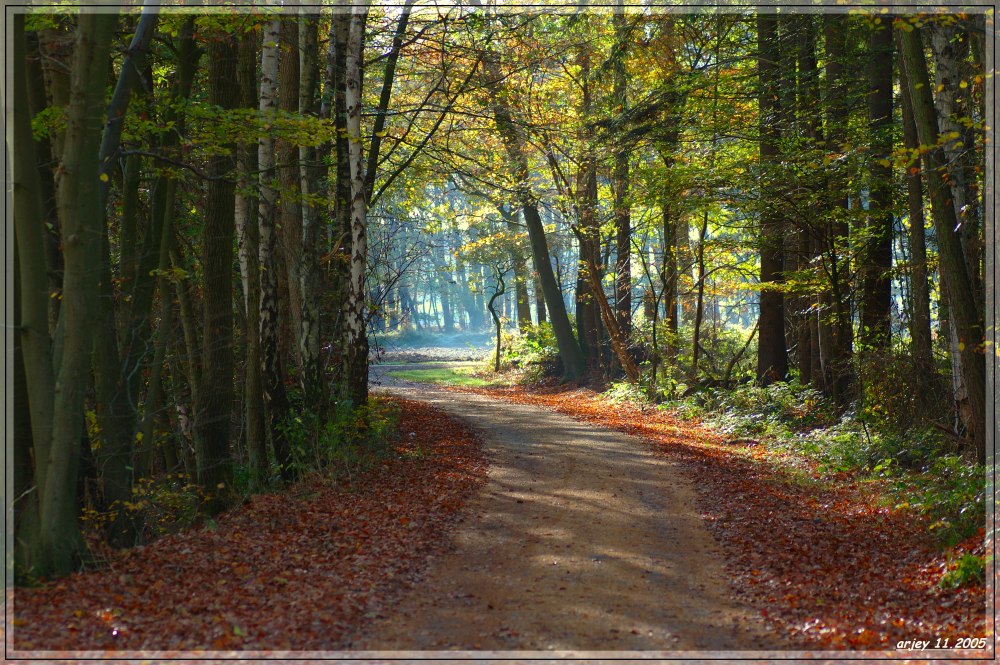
[277,396,401,483]
[605,378,987,559]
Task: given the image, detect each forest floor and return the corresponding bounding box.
[426,371,991,655]
[7,398,487,655]
[8,354,992,657]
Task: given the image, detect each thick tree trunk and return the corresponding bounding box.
[194,31,239,509]
[40,11,118,577]
[11,13,55,574]
[898,23,986,461]
[756,14,789,385]
[860,18,894,350]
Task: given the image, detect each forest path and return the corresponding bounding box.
[354,365,780,654]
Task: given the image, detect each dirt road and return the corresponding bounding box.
[353,369,782,654]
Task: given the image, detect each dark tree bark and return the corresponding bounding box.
[481,46,586,379]
[194,30,239,509]
[897,52,933,374]
[40,10,118,578]
[859,17,894,350]
[820,14,854,401]
[612,1,632,339]
[755,13,789,385]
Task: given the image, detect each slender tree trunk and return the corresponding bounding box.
[898,55,934,374]
[345,2,370,406]
[298,13,324,417]
[822,14,854,401]
[612,1,632,339]
[795,15,821,385]
[691,211,709,382]
[574,44,603,365]
[236,28,268,485]
[898,23,986,460]
[482,47,586,379]
[92,7,160,545]
[330,13,353,399]
[259,18,293,480]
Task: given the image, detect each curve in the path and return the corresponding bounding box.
[353,377,783,654]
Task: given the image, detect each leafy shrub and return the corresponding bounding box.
[491,323,560,380]
[81,473,210,540]
[894,454,986,547]
[939,553,986,589]
[686,380,839,439]
[662,378,984,547]
[854,348,951,435]
[280,398,400,479]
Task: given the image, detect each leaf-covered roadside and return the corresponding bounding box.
[8,398,486,653]
[462,383,991,652]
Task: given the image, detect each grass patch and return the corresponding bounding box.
[388,367,494,387]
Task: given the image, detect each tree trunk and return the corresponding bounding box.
[11,13,54,575]
[278,16,304,374]
[236,28,268,485]
[756,13,789,385]
[39,10,118,577]
[897,53,934,374]
[258,18,294,480]
[821,14,854,401]
[298,13,325,417]
[534,276,547,324]
[329,12,353,399]
[482,48,586,379]
[612,2,632,339]
[345,2,370,407]
[859,17,894,350]
[194,30,239,510]
[574,44,603,366]
[898,22,986,460]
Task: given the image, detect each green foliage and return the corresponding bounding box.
[604,380,651,404]
[81,474,210,540]
[664,378,985,548]
[890,454,986,548]
[939,553,986,589]
[388,366,491,387]
[493,323,560,381]
[278,398,400,480]
[853,349,951,435]
[681,380,838,439]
